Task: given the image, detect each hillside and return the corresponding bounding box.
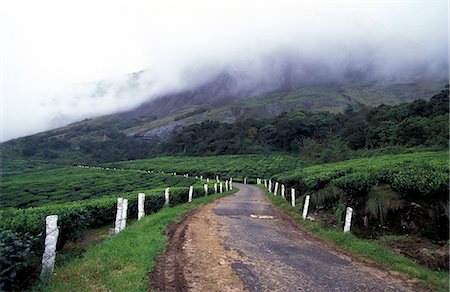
[0,81,447,171]
[122,80,446,139]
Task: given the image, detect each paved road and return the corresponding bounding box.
[152,184,420,291]
[212,184,416,291]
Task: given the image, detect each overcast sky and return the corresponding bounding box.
[0,0,448,142]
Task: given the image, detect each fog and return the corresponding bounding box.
[1,0,448,142]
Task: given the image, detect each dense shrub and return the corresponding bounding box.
[0,185,211,290]
[391,163,448,198]
[332,172,377,198]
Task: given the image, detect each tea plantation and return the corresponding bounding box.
[0,167,199,209]
[106,153,305,181]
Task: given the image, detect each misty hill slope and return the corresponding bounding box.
[0,80,446,172]
[121,80,445,139]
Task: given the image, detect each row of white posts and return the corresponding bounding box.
[263,179,353,233]
[40,172,235,281]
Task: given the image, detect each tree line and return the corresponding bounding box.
[158,85,449,161]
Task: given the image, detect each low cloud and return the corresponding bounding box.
[1,0,448,141]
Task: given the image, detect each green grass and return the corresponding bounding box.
[265,191,449,292]
[38,189,238,291]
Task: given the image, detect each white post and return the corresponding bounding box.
[268,180,272,192]
[207,178,210,183]
[165,187,170,206]
[120,199,128,231]
[214,183,218,194]
[274,182,279,196]
[229,180,233,190]
[344,207,353,233]
[188,186,193,202]
[281,184,285,198]
[114,198,123,234]
[40,215,59,281]
[220,182,223,193]
[244,177,247,184]
[200,175,203,180]
[291,188,296,207]
[225,180,229,191]
[138,193,145,220]
[302,195,310,220]
[264,179,267,188]
[204,184,208,196]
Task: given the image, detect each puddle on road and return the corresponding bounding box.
[250,214,275,219]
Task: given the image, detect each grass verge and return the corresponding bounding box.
[264,189,449,292]
[36,189,238,291]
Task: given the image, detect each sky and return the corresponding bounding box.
[0,0,448,142]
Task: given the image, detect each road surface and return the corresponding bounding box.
[151,184,421,291]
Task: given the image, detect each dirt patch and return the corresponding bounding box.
[381,237,449,272]
[149,203,245,291]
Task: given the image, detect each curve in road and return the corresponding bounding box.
[151,183,421,291]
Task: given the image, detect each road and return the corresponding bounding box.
[151,184,421,291]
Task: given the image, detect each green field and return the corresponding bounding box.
[0,167,201,209]
[105,154,305,180]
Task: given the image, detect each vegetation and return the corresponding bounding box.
[1,85,447,168]
[39,189,237,292]
[0,183,214,290]
[107,151,448,241]
[159,86,448,159]
[0,167,199,208]
[106,154,305,181]
[0,84,448,289]
[266,192,449,292]
[273,151,448,241]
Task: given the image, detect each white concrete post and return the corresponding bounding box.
[207,178,210,183]
[264,179,267,188]
[200,175,203,180]
[291,188,296,207]
[204,184,208,196]
[40,215,59,281]
[114,198,124,234]
[244,177,247,184]
[214,183,218,194]
[274,182,279,196]
[344,207,353,233]
[225,180,229,191]
[268,180,272,192]
[229,180,233,190]
[188,186,193,202]
[302,195,310,220]
[120,199,128,231]
[216,175,219,182]
[220,182,223,193]
[165,187,170,206]
[138,193,145,220]
[281,184,285,198]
